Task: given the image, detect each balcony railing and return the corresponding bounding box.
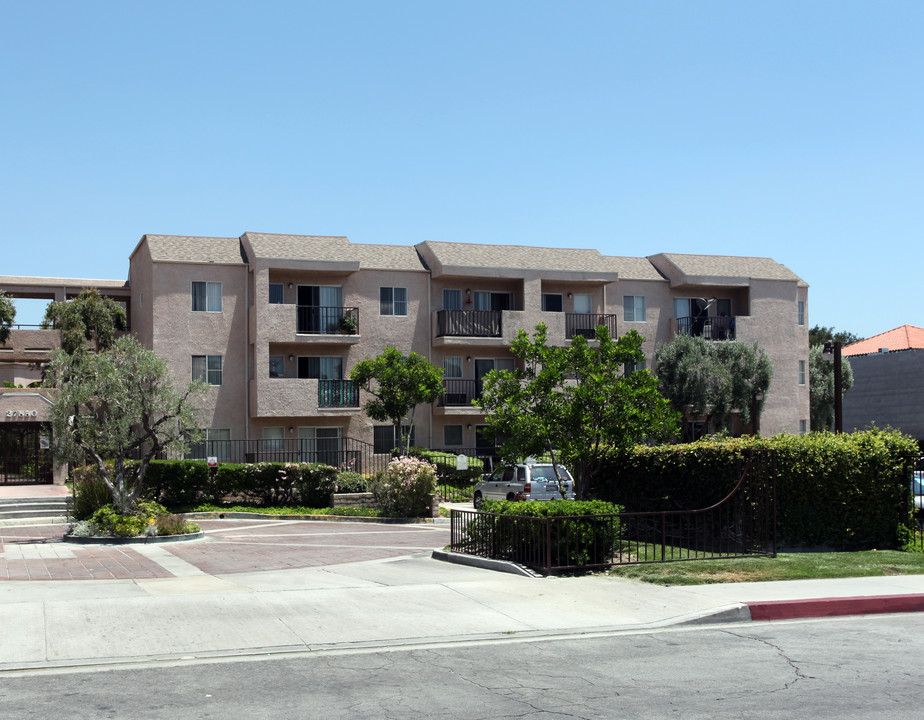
[296,306,359,335]
[436,309,502,338]
[318,379,359,408]
[439,379,480,407]
[676,316,736,341]
[565,314,618,340]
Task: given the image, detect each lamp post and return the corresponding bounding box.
[822,341,843,433]
[750,388,763,436]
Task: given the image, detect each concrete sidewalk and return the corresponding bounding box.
[3,534,924,672]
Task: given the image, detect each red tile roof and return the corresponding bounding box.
[843,325,924,356]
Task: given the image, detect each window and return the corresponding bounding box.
[262,427,285,451]
[443,425,463,446]
[269,355,284,378]
[269,283,284,304]
[443,289,462,310]
[624,357,647,376]
[799,419,808,435]
[474,291,512,311]
[373,425,416,454]
[798,300,806,326]
[674,297,707,318]
[297,356,342,380]
[380,287,407,316]
[623,296,646,322]
[573,294,591,314]
[187,428,231,461]
[443,357,463,378]
[798,360,806,385]
[191,281,222,312]
[542,294,563,312]
[192,355,222,385]
[298,426,343,464]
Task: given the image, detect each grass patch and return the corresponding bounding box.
[606,550,924,585]
[183,503,384,518]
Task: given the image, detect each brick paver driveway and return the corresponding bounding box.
[0,519,451,581]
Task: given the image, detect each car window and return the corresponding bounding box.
[530,465,573,481]
[502,467,514,483]
[517,467,526,482]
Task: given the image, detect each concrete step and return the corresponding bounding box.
[0,497,72,523]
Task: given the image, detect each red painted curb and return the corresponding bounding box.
[747,594,924,621]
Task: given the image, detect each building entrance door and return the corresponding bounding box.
[0,423,53,484]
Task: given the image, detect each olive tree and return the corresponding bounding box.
[655,335,772,439]
[48,335,206,513]
[478,324,678,500]
[350,347,443,454]
[42,288,127,355]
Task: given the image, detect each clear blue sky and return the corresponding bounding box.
[3,1,921,339]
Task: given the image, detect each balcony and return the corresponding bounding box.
[436,309,501,338]
[296,306,359,336]
[438,379,481,408]
[318,379,359,409]
[676,315,736,341]
[565,314,618,340]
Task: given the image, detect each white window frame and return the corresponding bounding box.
[192,355,222,386]
[623,295,646,322]
[191,281,222,312]
[380,287,408,316]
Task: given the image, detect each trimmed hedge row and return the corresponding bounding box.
[589,429,918,550]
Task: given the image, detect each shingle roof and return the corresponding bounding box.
[843,325,924,356]
[351,244,426,271]
[142,235,243,264]
[651,253,804,284]
[420,241,617,273]
[601,256,666,281]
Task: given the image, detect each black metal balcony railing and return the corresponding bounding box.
[676,315,736,341]
[318,379,360,408]
[436,309,502,338]
[565,314,618,340]
[439,379,480,407]
[296,306,359,335]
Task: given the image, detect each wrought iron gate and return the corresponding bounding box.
[0,423,53,484]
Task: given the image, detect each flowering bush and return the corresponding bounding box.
[368,456,438,517]
[68,501,200,538]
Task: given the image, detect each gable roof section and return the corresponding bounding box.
[138,235,244,265]
[602,256,666,282]
[417,241,621,280]
[649,253,805,287]
[843,325,924,356]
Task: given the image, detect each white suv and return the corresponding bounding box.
[473,462,575,509]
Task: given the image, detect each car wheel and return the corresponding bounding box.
[506,493,516,501]
[473,493,483,510]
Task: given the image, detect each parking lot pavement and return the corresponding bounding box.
[0,519,451,582]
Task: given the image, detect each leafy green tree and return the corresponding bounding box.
[809,325,862,348]
[655,335,772,439]
[350,347,444,454]
[809,344,855,431]
[0,291,15,345]
[478,324,678,500]
[42,288,127,355]
[48,335,206,513]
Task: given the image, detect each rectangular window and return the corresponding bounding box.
[298,426,343,464]
[262,427,285,452]
[443,425,463,446]
[542,294,563,312]
[623,296,646,322]
[269,355,284,378]
[192,355,222,385]
[191,281,222,312]
[798,300,806,326]
[187,428,231,461]
[443,357,463,378]
[624,357,647,376]
[297,356,343,380]
[373,425,416,454]
[269,283,284,304]
[380,287,408,316]
[799,419,808,435]
[798,360,806,385]
[573,294,591,314]
[443,289,462,310]
[474,291,513,312]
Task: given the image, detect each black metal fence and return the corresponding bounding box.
[676,315,736,340]
[318,379,359,408]
[436,309,502,338]
[296,306,359,335]
[565,314,618,339]
[450,451,777,574]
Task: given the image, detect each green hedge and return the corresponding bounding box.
[589,429,918,550]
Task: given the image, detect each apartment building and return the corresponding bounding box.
[1,232,809,482]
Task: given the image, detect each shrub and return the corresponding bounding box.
[71,501,198,537]
[368,456,438,517]
[335,471,368,494]
[71,464,116,520]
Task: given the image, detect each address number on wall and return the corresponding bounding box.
[5,410,38,418]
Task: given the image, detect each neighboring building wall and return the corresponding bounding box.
[842,350,924,444]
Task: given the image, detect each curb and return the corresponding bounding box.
[62,531,205,545]
[183,511,444,524]
[745,593,924,621]
[431,549,543,577]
